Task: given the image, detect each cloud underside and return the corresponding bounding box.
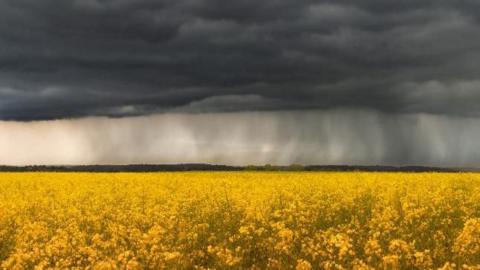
[1,110,479,166]
[1,0,480,120]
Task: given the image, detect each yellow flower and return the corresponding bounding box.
[296,259,312,270]
[0,172,479,269]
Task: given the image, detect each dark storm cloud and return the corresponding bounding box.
[1,0,480,120]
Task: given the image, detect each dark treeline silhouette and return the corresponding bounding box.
[0,164,469,172]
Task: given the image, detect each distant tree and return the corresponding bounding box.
[264,164,275,171]
[245,165,259,171]
[288,164,304,171]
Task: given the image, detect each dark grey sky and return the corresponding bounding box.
[1,0,480,120]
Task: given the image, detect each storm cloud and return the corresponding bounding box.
[1,0,480,120]
[1,1,480,166]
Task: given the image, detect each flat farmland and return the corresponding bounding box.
[0,172,479,269]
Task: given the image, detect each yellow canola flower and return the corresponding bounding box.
[0,172,478,269]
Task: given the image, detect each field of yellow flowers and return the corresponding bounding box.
[0,172,479,269]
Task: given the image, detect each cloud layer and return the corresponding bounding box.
[1,0,480,120]
[1,110,480,166]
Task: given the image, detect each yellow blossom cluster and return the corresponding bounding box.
[0,172,479,269]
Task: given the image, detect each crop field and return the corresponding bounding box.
[0,172,480,269]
